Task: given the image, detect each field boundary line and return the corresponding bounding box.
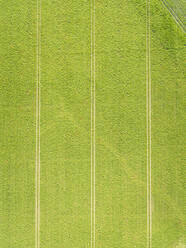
[146,0,152,247]
[91,0,96,247]
[93,0,96,247]
[90,0,93,246]
[36,0,41,248]
[161,0,185,32]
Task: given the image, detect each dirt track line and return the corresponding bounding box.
[146,0,152,247]
[36,0,41,247]
[161,0,185,32]
[91,0,96,247]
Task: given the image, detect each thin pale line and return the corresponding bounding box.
[35,0,39,247]
[146,0,148,245]
[38,1,41,247]
[146,0,149,245]
[90,0,93,247]
[161,0,185,31]
[93,0,96,247]
[148,0,152,245]
[36,0,41,247]
[146,0,152,247]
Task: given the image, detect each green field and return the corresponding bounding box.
[161,0,186,30]
[0,0,185,247]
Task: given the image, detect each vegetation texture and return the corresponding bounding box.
[0,0,185,248]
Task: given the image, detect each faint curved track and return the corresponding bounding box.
[161,0,185,32]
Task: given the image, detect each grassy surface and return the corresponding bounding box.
[151,1,185,247]
[95,0,147,247]
[162,0,186,29]
[0,1,36,247]
[40,1,91,247]
[0,0,185,247]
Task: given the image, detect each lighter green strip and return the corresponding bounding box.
[146,0,152,247]
[36,0,41,247]
[91,0,96,247]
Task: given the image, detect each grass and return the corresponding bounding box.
[0,0,185,247]
[0,1,36,247]
[161,0,186,30]
[151,1,185,247]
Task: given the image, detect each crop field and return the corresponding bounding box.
[0,0,185,248]
[161,0,186,30]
